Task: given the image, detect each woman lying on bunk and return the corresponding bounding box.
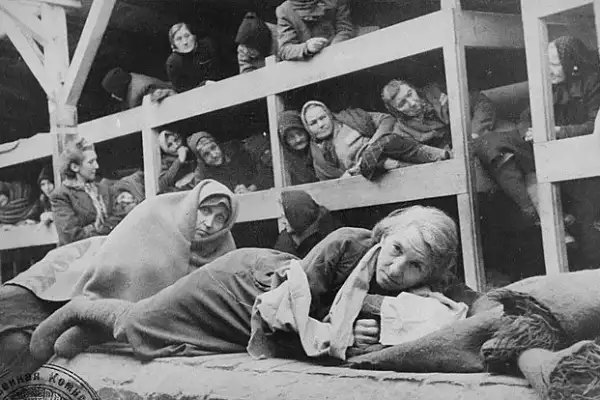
[300,101,450,181]
[31,205,479,364]
[0,179,238,380]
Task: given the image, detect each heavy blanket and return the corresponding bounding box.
[8,179,238,302]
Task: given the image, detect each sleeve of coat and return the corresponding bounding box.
[368,111,396,142]
[50,192,97,245]
[158,157,182,193]
[300,227,372,319]
[331,1,354,44]
[557,75,600,139]
[277,7,310,61]
[165,54,192,93]
[470,92,497,137]
[237,45,258,74]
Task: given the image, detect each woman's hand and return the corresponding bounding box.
[306,37,329,54]
[353,319,380,347]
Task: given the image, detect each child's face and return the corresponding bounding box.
[0,194,7,207]
[285,128,309,151]
[172,25,196,53]
[375,229,432,292]
[40,179,54,197]
[165,134,182,155]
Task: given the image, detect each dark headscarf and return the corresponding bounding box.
[101,67,132,101]
[235,12,273,57]
[552,36,599,83]
[278,110,317,185]
[282,190,320,234]
[37,165,54,188]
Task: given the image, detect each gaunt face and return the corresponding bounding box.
[390,83,424,117]
[547,42,566,85]
[195,204,229,239]
[72,150,99,182]
[197,140,224,166]
[375,230,433,292]
[304,106,334,140]
[172,25,196,54]
[39,179,55,197]
[285,128,309,151]
[164,132,182,155]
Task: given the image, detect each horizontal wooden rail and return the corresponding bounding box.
[0,133,53,168]
[459,12,524,48]
[535,135,600,183]
[0,224,57,250]
[522,0,592,19]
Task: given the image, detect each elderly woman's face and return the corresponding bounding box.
[548,42,566,85]
[172,25,196,53]
[285,128,309,151]
[304,106,333,140]
[390,83,424,117]
[375,230,432,292]
[195,204,229,239]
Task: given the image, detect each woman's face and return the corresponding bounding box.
[164,133,182,155]
[197,140,224,166]
[304,106,334,140]
[375,230,433,292]
[285,128,309,151]
[195,204,229,239]
[548,42,566,84]
[40,179,55,197]
[172,25,196,54]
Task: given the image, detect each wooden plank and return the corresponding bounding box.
[3,15,51,95]
[0,224,58,250]
[265,57,289,188]
[0,1,47,45]
[521,0,592,19]
[535,135,600,182]
[459,12,524,48]
[78,107,143,143]
[236,160,465,222]
[522,13,569,273]
[145,11,450,129]
[21,0,81,8]
[62,0,117,106]
[0,133,52,168]
[141,96,161,199]
[443,8,485,292]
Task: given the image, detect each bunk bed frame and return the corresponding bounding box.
[1,0,598,292]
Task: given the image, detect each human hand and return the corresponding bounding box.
[382,158,402,170]
[439,92,448,107]
[234,184,250,194]
[177,146,189,162]
[247,184,258,192]
[306,37,329,54]
[40,211,54,226]
[524,128,533,142]
[353,319,380,347]
[150,88,176,103]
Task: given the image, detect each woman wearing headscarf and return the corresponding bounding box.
[0,179,238,380]
[274,190,341,258]
[276,0,354,61]
[278,110,318,185]
[518,36,600,269]
[235,12,278,74]
[31,205,478,364]
[165,22,223,93]
[157,129,196,193]
[301,101,450,181]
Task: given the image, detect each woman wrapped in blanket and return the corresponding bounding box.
[31,205,479,363]
[0,179,237,380]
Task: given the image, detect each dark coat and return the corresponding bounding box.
[125,73,172,110]
[50,182,113,246]
[192,142,258,192]
[166,37,223,93]
[158,153,196,194]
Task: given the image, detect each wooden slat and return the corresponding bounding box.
[444,8,485,292]
[236,161,465,223]
[0,134,52,168]
[0,224,57,250]
[522,13,569,274]
[0,1,47,45]
[141,96,161,199]
[21,0,81,8]
[265,57,289,189]
[459,12,524,48]
[521,0,592,19]
[145,11,451,129]
[62,0,117,106]
[78,107,143,143]
[535,135,600,182]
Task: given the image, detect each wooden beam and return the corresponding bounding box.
[535,135,600,182]
[0,1,47,46]
[522,12,569,274]
[21,0,81,8]
[141,96,160,199]
[78,107,143,143]
[521,0,592,19]
[459,12,524,48]
[0,133,53,169]
[444,8,485,292]
[61,0,117,106]
[3,15,51,95]
[0,224,58,250]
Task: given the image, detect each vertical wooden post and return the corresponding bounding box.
[141,95,161,199]
[521,6,569,274]
[443,6,486,291]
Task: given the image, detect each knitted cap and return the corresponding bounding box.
[187,131,215,153]
[235,12,272,56]
[37,165,54,187]
[102,67,132,101]
[281,190,320,234]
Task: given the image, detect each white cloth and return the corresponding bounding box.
[379,289,468,346]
